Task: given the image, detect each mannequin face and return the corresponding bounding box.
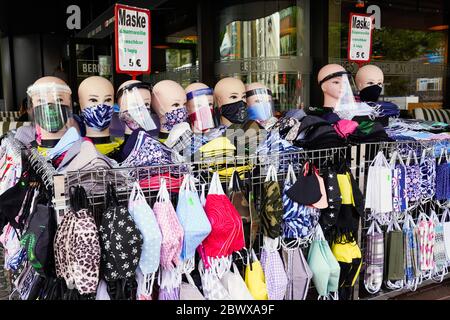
[28,76,72,146]
[214,77,247,127]
[152,80,188,133]
[214,77,246,108]
[355,65,384,91]
[79,77,114,109]
[321,76,344,100]
[117,80,153,135]
[185,83,215,133]
[317,64,347,109]
[245,83,272,106]
[78,76,114,139]
[117,80,151,111]
[186,83,214,110]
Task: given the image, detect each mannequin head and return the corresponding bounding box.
[27,76,73,147]
[355,65,384,102]
[245,82,274,122]
[152,80,188,134]
[214,77,247,127]
[117,80,153,135]
[185,82,215,134]
[317,64,347,109]
[78,76,114,140]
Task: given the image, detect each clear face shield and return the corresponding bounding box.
[117,83,157,132]
[320,71,374,120]
[245,88,274,121]
[186,88,215,133]
[26,82,73,133]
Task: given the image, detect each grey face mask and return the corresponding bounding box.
[282,248,313,300]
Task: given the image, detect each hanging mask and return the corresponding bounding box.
[162,107,188,131]
[81,104,113,131]
[359,85,382,102]
[34,103,70,133]
[220,101,248,124]
[119,106,156,132]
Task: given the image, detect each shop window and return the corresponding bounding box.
[328,0,448,107]
[215,0,311,111]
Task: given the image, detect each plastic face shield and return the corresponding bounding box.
[320,71,361,120]
[117,83,157,131]
[186,88,215,132]
[26,82,72,133]
[246,88,274,121]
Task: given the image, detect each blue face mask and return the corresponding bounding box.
[248,102,273,121]
[81,104,113,131]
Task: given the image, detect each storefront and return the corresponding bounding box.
[0,0,448,113]
[1,0,450,304]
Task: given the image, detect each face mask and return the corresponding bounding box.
[162,107,188,131]
[35,126,42,145]
[81,104,113,131]
[359,85,382,102]
[248,102,273,121]
[220,101,248,124]
[34,103,70,133]
[119,106,156,132]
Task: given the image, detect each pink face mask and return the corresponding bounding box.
[35,125,42,145]
[153,179,184,270]
[333,119,358,139]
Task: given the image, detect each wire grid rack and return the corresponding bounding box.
[354,140,450,300]
[56,146,351,297]
[53,140,450,300]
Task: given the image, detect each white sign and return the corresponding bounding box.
[348,13,373,64]
[115,4,151,75]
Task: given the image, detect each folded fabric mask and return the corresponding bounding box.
[176,175,212,262]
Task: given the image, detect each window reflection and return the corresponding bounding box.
[219,6,298,61]
[216,2,310,111]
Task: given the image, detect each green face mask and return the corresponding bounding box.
[34,103,70,133]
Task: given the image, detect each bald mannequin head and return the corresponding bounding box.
[78,76,114,139]
[355,65,384,91]
[317,64,347,109]
[185,82,209,93]
[117,80,152,135]
[152,80,188,133]
[185,82,215,133]
[214,77,246,127]
[28,76,73,146]
[245,82,272,106]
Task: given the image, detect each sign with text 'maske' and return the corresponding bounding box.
[115,4,151,77]
[348,13,373,65]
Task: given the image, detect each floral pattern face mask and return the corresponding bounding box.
[162,107,188,131]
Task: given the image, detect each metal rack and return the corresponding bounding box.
[354,141,450,300]
[51,140,450,300]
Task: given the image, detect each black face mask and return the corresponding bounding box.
[220,101,248,124]
[359,85,382,102]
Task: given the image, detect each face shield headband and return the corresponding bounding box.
[245,88,273,98]
[116,82,153,101]
[186,88,214,101]
[318,71,352,88]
